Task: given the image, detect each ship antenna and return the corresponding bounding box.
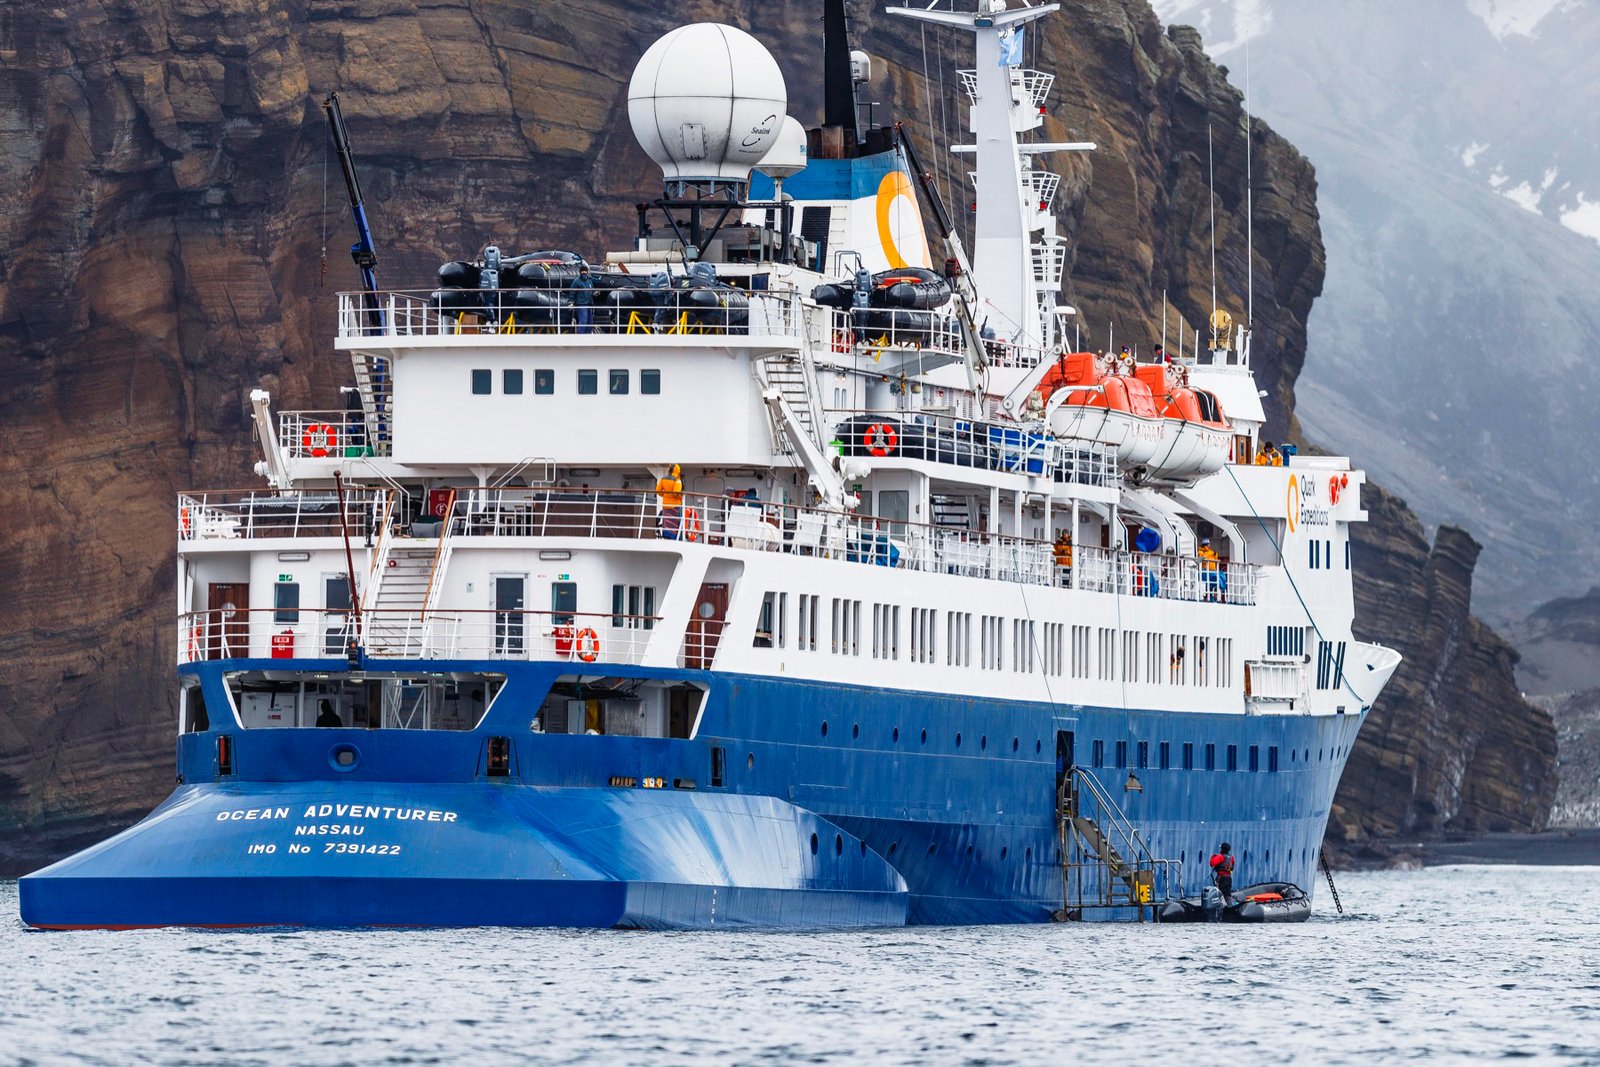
[1161,289,1167,355]
[1208,122,1217,348]
[1245,35,1255,330]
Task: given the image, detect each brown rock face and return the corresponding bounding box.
[0,0,1552,873]
[1331,484,1556,840]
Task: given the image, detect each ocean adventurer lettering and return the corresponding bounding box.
[215,805,458,823]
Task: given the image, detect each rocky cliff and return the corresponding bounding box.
[0,0,1553,873]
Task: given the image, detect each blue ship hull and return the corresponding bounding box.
[20,658,1365,929]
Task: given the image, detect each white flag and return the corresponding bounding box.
[999,27,1024,67]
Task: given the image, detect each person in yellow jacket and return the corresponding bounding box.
[1053,530,1074,578]
[1198,538,1222,602]
[655,464,684,539]
[1254,440,1283,467]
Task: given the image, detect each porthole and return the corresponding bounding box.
[747,753,755,770]
[821,721,829,738]
[810,833,818,855]
[928,842,938,856]
[966,844,974,857]
[1012,737,1019,752]
[859,840,867,857]
[852,723,860,740]
[888,842,899,857]
[980,735,987,751]
[1026,847,1033,861]
[921,729,928,745]
[893,727,900,742]
[956,732,963,748]
[835,834,843,856]
[1001,846,1009,860]
[1035,739,1042,754]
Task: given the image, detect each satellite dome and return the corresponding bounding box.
[757,117,809,182]
[628,24,788,186]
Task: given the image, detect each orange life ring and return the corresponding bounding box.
[683,507,703,543]
[180,507,191,535]
[575,627,600,663]
[865,423,898,458]
[303,422,338,458]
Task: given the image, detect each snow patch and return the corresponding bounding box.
[1148,0,1272,54]
[1500,181,1545,213]
[1464,0,1571,38]
[1560,195,1600,244]
[1461,142,1490,168]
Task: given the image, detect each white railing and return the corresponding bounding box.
[829,306,966,355]
[1244,659,1311,711]
[278,410,378,461]
[828,409,1118,486]
[337,288,803,341]
[1031,242,1067,289]
[958,68,1055,113]
[1026,170,1061,212]
[1072,546,1258,607]
[179,489,388,541]
[178,608,658,666]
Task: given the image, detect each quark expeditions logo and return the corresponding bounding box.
[1286,474,1332,532]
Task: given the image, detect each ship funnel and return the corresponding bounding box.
[628,23,788,192]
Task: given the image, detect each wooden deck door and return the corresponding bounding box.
[208,582,249,659]
[684,582,729,670]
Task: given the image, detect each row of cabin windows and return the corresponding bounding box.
[1316,639,1348,690]
[754,592,1234,685]
[470,368,661,396]
[1309,538,1349,570]
[1090,739,1281,774]
[1088,740,1353,772]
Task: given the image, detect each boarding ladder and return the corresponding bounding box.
[756,354,823,455]
[349,350,392,455]
[1056,767,1180,923]
[361,490,457,656]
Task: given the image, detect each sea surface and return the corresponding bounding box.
[4,866,1599,1065]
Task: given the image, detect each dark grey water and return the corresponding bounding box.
[5,866,1599,1065]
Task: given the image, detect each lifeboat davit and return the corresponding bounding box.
[1038,353,1163,467]
[1135,364,1231,480]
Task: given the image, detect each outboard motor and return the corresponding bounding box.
[1202,884,1224,922]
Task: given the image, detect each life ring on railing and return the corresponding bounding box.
[180,507,191,536]
[574,627,600,663]
[865,423,898,457]
[683,507,703,543]
[302,422,338,458]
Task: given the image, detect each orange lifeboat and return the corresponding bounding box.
[1135,364,1232,480]
[1038,353,1163,467]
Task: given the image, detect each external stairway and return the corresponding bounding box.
[359,490,456,657]
[1056,766,1180,922]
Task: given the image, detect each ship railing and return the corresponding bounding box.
[336,287,804,341]
[825,307,1055,371]
[178,489,388,541]
[1060,767,1180,921]
[177,607,659,666]
[278,410,381,461]
[446,487,1259,604]
[1071,546,1257,606]
[827,408,1118,487]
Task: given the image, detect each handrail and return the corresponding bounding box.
[1060,766,1180,917]
[419,489,457,623]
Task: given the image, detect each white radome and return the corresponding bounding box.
[628,23,788,184]
[757,116,809,182]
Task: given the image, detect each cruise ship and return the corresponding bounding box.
[20,0,1400,929]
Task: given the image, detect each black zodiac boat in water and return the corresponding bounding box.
[1158,882,1313,923]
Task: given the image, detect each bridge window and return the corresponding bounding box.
[1205,743,1216,771]
[642,369,661,395]
[503,369,523,395]
[578,369,598,395]
[535,369,554,395]
[1227,744,1238,772]
[609,369,629,395]
[1091,739,1105,768]
[471,369,491,395]
[1183,742,1194,770]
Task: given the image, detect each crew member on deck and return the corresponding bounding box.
[656,464,684,539]
[1053,530,1073,580]
[571,265,595,334]
[1198,538,1221,602]
[1254,440,1282,466]
[316,700,341,728]
[1210,842,1236,902]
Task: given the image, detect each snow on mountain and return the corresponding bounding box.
[1149,0,1600,622]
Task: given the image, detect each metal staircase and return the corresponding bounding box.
[349,350,392,456]
[1056,766,1180,922]
[757,355,823,455]
[361,490,457,656]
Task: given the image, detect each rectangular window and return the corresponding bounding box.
[471,368,492,395]
[1159,741,1170,771]
[1092,739,1105,768]
[1268,745,1279,773]
[776,593,787,648]
[578,369,598,395]
[710,746,726,788]
[534,369,555,395]
[273,582,299,625]
[1123,631,1139,683]
[756,592,776,648]
[1183,742,1194,771]
[550,581,576,626]
[1136,740,1149,770]
[1249,745,1260,773]
[641,369,661,395]
[1098,627,1116,681]
[612,584,626,627]
[609,369,629,395]
[503,368,524,395]
[1115,739,1128,769]
[1227,744,1239,772]
[1205,743,1216,771]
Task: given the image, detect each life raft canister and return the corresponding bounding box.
[865,422,898,458]
[303,422,338,458]
[574,627,600,663]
